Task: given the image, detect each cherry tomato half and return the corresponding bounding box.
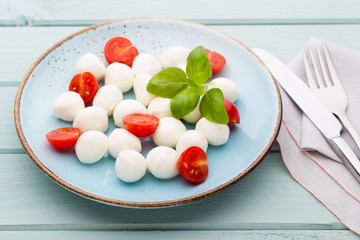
[69,72,99,104]
[205,49,226,74]
[123,113,159,137]
[177,146,208,183]
[224,100,240,124]
[104,37,139,66]
[45,127,81,150]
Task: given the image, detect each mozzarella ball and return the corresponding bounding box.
[75,131,108,164]
[75,52,106,81]
[160,46,190,68]
[146,146,179,179]
[93,85,123,116]
[108,128,141,158]
[105,62,134,92]
[195,118,229,146]
[176,130,208,153]
[177,64,187,72]
[133,73,155,106]
[73,106,108,133]
[208,78,240,102]
[153,117,186,147]
[113,99,148,127]
[52,91,84,121]
[183,103,201,123]
[115,150,146,183]
[148,97,173,119]
[132,53,162,76]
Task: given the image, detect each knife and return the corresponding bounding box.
[252,48,360,183]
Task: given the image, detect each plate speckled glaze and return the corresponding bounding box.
[15,18,282,208]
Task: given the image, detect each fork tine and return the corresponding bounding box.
[316,43,333,86]
[309,45,325,88]
[301,44,319,90]
[322,40,341,86]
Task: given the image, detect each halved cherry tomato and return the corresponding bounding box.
[104,37,139,66]
[177,146,208,183]
[224,100,240,124]
[45,127,81,150]
[123,113,159,137]
[205,49,226,74]
[69,72,99,104]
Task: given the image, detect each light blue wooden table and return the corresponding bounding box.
[1,0,360,239]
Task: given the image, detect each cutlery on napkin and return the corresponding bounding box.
[276,37,360,234]
[253,46,360,183]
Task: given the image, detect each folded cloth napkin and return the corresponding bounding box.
[277,37,360,234]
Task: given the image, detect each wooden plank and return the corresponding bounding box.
[217,24,360,63]
[2,25,360,87]
[0,27,82,86]
[1,0,360,26]
[0,1,11,25]
[0,153,341,229]
[4,24,360,152]
[0,230,359,240]
[0,88,23,153]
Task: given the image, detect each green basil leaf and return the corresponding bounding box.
[186,46,212,85]
[187,78,204,96]
[146,67,189,98]
[199,88,229,124]
[193,85,204,96]
[170,88,200,119]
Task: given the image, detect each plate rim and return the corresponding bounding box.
[14,17,282,208]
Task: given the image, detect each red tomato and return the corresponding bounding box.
[45,127,81,150]
[123,113,159,137]
[104,37,139,66]
[205,49,226,73]
[69,72,99,104]
[224,100,240,124]
[177,146,208,183]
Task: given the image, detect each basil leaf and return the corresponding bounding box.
[170,88,200,119]
[147,67,189,98]
[199,88,229,124]
[193,85,204,96]
[187,78,204,96]
[186,46,212,85]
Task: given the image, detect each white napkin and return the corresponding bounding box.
[277,37,360,234]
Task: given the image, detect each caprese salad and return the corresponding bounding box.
[46,36,240,184]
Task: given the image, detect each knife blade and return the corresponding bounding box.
[252,48,360,182]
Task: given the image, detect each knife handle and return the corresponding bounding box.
[336,111,360,153]
[329,136,360,182]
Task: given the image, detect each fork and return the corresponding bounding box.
[301,40,360,151]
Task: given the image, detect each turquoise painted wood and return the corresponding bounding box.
[0,153,340,229]
[3,25,360,86]
[0,230,359,240]
[2,0,360,238]
[1,0,360,26]
[0,88,23,152]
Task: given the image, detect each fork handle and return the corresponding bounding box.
[337,111,360,152]
[328,136,360,183]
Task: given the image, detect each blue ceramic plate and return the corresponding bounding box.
[15,18,281,208]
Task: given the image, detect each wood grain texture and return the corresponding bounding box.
[0,153,340,229]
[2,24,360,152]
[0,27,81,86]
[2,25,360,86]
[1,0,360,26]
[0,88,23,153]
[0,230,359,240]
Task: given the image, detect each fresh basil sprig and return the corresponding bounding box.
[146,46,229,124]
